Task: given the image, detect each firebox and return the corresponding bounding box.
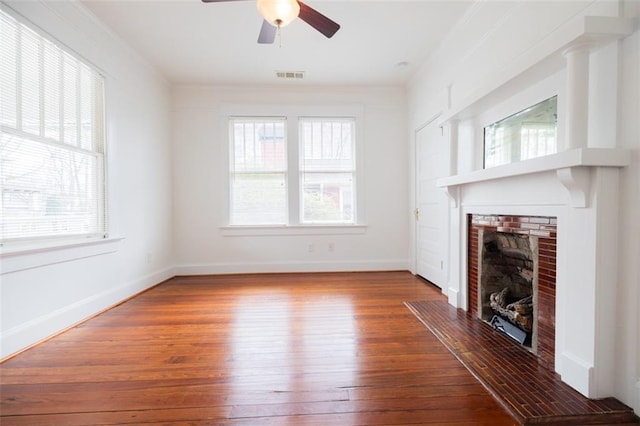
[479,230,537,349]
[468,214,557,369]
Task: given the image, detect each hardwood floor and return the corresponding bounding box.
[0,272,520,425]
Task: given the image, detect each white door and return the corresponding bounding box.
[415,120,450,288]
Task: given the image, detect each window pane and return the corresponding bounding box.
[230,173,287,225]
[300,118,356,224]
[229,118,287,225]
[232,119,286,172]
[1,132,100,240]
[302,172,354,223]
[301,119,353,167]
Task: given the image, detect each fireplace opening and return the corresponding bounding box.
[479,230,538,351]
[468,214,556,368]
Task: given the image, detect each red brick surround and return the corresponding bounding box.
[468,214,557,369]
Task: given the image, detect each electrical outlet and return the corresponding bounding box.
[308,244,315,253]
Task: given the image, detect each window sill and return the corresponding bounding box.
[220,225,368,237]
[0,236,124,275]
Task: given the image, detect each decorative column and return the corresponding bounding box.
[563,43,592,150]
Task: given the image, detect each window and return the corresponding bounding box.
[227,115,358,227]
[0,9,106,244]
[229,118,287,225]
[300,118,355,224]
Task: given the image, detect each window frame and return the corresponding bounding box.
[0,5,108,250]
[220,104,366,236]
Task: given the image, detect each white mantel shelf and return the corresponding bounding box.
[437,148,630,208]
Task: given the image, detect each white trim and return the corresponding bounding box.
[174,259,409,276]
[447,287,460,308]
[440,148,629,209]
[0,236,123,275]
[437,148,630,187]
[0,265,174,359]
[558,351,594,397]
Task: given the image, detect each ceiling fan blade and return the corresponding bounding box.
[297,1,340,39]
[201,0,247,3]
[257,20,276,44]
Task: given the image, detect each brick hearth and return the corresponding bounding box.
[405,299,638,425]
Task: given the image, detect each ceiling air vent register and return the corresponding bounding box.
[276,71,305,80]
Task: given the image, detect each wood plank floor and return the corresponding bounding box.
[0,271,518,425]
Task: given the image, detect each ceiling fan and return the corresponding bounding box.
[201,0,340,44]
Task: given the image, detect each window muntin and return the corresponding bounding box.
[300,118,355,224]
[0,9,106,243]
[229,118,287,225]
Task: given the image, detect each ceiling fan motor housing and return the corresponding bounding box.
[201,0,340,43]
[257,0,300,27]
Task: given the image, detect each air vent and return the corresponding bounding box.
[276,71,305,80]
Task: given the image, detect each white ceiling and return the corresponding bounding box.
[80,0,474,86]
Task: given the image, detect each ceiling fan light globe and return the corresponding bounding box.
[257,0,300,28]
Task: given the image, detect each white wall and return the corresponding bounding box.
[407,0,639,413]
[0,1,174,359]
[171,86,410,274]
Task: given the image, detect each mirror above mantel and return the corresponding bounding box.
[484,96,558,169]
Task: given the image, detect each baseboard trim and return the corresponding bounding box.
[174,259,411,276]
[557,351,594,398]
[0,266,175,361]
[447,287,460,307]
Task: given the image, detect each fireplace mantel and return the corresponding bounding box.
[437,147,630,208]
[442,147,626,398]
[427,10,637,401]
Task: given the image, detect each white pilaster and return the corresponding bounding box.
[563,43,592,150]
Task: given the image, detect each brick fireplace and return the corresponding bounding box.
[425,10,634,412]
[437,153,626,399]
[468,214,556,369]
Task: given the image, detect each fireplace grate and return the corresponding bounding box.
[490,315,527,344]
